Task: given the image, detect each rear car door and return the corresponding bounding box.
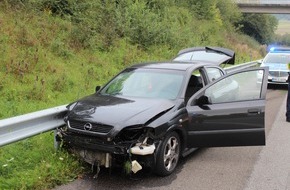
[186,67,268,147]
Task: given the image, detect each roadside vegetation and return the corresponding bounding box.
[0,0,278,189]
[273,15,290,46]
[274,20,290,45]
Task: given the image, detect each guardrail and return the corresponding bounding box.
[0,105,68,147]
[225,60,260,73]
[0,60,260,147]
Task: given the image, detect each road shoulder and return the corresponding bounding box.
[245,94,290,190]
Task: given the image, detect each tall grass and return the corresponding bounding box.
[0,8,179,189]
[0,133,84,189]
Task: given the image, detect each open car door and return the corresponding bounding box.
[186,67,268,147]
[173,46,235,65]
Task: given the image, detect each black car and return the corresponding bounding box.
[58,47,268,176]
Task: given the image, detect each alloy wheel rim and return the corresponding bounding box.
[163,136,179,171]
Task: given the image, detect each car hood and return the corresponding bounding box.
[67,94,175,130]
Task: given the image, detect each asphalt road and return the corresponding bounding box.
[53,86,288,190]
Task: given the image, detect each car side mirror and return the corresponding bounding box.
[196,95,210,106]
[95,86,101,93]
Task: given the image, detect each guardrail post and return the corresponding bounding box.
[54,129,61,150]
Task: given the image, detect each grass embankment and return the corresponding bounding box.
[276,19,290,35]
[0,3,264,190]
[0,9,180,190]
[0,10,169,190]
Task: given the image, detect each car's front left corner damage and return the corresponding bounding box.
[55,124,163,175]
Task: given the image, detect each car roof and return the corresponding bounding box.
[128,61,218,71]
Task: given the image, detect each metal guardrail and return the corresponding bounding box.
[0,60,260,147]
[225,60,260,73]
[0,105,68,147]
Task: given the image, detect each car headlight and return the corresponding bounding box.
[116,125,145,142]
[116,126,156,143]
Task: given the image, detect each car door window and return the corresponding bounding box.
[185,69,204,103]
[205,67,224,82]
[204,70,263,104]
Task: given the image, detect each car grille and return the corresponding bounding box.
[68,120,113,134]
[269,71,289,77]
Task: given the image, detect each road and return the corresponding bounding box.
[54,86,288,190]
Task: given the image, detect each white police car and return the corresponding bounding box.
[259,47,290,84]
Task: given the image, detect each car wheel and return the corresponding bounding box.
[155,131,180,176]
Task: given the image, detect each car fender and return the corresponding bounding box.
[165,124,188,153]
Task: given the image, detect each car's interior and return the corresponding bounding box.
[185,75,203,103]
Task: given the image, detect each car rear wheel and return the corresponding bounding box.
[155,131,180,176]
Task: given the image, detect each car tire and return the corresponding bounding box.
[155,131,180,176]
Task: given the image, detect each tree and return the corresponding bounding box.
[216,0,242,30]
[238,14,278,44]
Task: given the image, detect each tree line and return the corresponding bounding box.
[2,0,280,50]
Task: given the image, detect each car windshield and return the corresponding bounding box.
[100,68,184,99]
[263,53,290,64]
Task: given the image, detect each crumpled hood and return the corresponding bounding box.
[67,94,175,130]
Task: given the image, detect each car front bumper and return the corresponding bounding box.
[62,131,128,154]
[268,70,289,84]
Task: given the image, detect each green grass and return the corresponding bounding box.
[0,133,84,190]
[0,10,178,189]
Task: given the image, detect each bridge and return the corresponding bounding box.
[235,0,290,14]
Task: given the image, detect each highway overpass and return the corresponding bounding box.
[235,0,290,14]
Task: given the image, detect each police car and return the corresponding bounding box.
[259,47,290,84]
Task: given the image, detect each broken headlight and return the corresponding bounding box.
[116,125,145,142]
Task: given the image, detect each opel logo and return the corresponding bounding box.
[84,123,92,131]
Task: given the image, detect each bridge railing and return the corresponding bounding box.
[0,60,260,148]
[235,0,290,4]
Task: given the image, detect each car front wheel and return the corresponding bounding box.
[155,131,180,176]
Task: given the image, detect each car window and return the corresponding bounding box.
[205,67,224,82]
[263,53,290,64]
[204,70,263,104]
[185,69,204,103]
[101,69,184,99]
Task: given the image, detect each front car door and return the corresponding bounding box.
[186,67,269,147]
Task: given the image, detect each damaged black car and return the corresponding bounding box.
[57,47,268,176]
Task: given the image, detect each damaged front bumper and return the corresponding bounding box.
[61,131,128,154]
[57,126,160,174]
